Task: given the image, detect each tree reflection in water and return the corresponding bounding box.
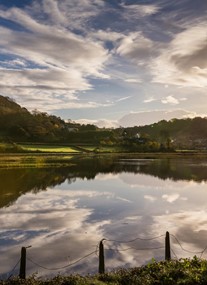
[1,156,207,208]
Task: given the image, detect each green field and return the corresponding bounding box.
[0,153,75,168]
[19,144,125,154]
[0,142,205,156]
[19,144,80,153]
[1,142,207,169]
[0,143,123,168]
[77,145,123,153]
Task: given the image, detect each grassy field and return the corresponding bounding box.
[1,142,207,168]
[1,142,207,156]
[0,153,74,168]
[19,143,126,154]
[77,145,124,153]
[19,144,80,153]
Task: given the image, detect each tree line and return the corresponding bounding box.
[0,95,207,150]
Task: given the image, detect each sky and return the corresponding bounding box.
[0,0,206,127]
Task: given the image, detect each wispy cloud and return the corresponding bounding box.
[151,22,207,88]
[0,2,109,110]
[124,78,142,83]
[116,96,132,102]
[0,0,206,124]
[116,32,154,66]
[143,97,157,103]
[121,3,160,18]
[144,195,157,202]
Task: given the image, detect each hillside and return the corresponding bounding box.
[0,95,71,142]
[0,95,112,143]
[119,117,207,150]
[0,95,29,115]
[0,95,207,150]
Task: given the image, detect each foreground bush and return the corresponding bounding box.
[1,257,207,285]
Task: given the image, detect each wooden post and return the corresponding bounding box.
[99,239,105,274]
[19,247,27,279]
[165,231,171,260]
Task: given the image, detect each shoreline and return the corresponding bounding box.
[0,151,207,168]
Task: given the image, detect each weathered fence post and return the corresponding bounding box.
[19,247,27,279]
[165,231,171,260]
[99,239,105,274]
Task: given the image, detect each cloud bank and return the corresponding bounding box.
[0,0,206,123]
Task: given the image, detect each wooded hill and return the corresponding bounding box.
[119,117,207,150]
[0,95,207,150]
[0,95,111,143]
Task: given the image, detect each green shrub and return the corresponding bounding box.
[2,257,207,285]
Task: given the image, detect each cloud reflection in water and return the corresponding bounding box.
[1,158,207,277]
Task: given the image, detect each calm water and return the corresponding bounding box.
[1,156,207,278]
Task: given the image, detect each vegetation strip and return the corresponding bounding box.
[2,257,207,285]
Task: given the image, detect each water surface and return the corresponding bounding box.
[1,156,207,278]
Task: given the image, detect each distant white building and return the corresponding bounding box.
[67,127,78,132]
[134,133,140,139]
